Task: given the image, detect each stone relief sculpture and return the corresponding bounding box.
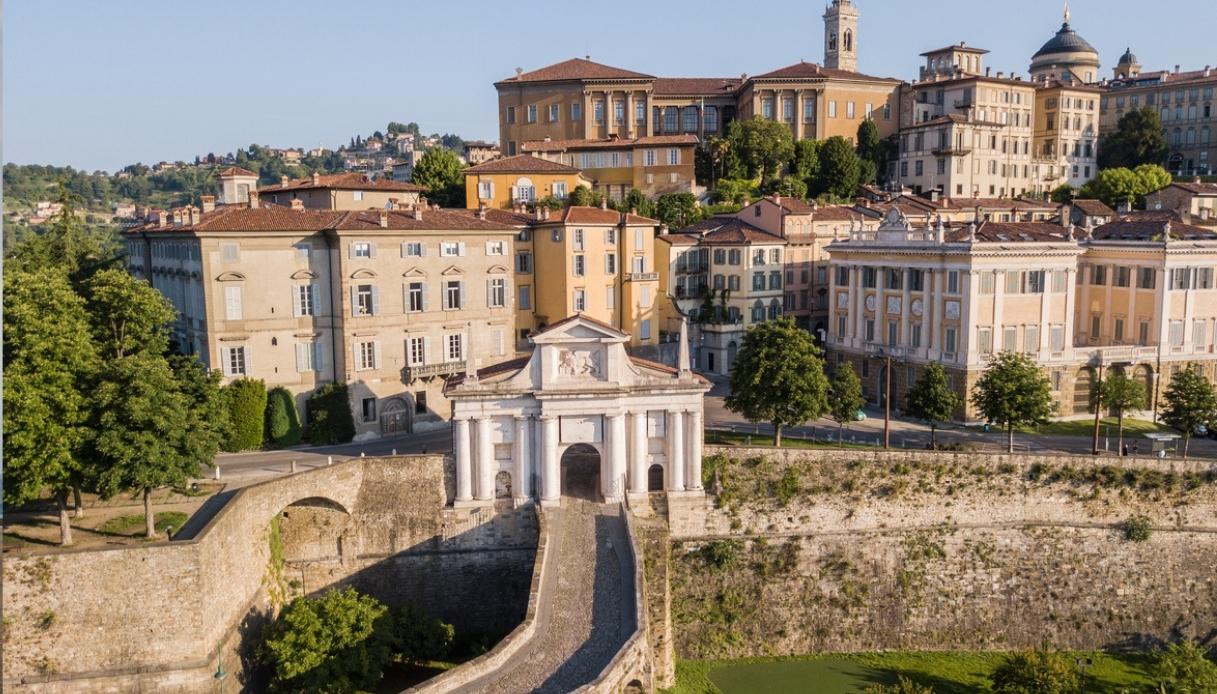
[558,348,602,379]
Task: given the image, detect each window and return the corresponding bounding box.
[911,323,922,348]
[682,106,698,132]
[846,102,855,118]
[828,101,838,118]
[668,148,680,165]
[838,315,848,338]
[526,104,537,123]
[728,249,741,265]
[1198,321,1209,350]
[945,327,957,354]
[865,319,876,342]
[356,341,378,371]
[769,271,781,290]
[614,100,625,125]
[548,103,559,122]
[296,342,319,372]
[644,149,656,167]
[295,284,314,316]
[803,99,816,122]
[862,267,877,288]
[506,106,516,124]
[573,254,586,277]
[223,346,247,376]
[573,289,586,312]
[885,269,903,290]
[517,252,533,273]
[1002,326,1017,352]
[761,98,774,120]
[402,241,424,257]
[978,327,993,354]
[361,398,376,423]
[887,321,898,347]
[1139,321,1151,346]
[406,282,425,312]
[1051,270,1066,293]
[835,266,850,286]
[1114,318,1125,343]
[406,336,426,367]
[751,301,765,323]
[444,280,462,310]
[518,285,531,310]
[553,181,567,199]
[485,240,505,256]
[635,100,647,125]
[606,286,616,310]
[488,278,506,307]
[1091,314,1102,340]
[782,98,795,123]
[225,285,242,320]
[640,319,652,340]
[354,284,376,316]
[352,242,372,259]
[1114,266,1131,287]
[979,273,995,294]
[1199,268,1214,290]
[632,256,645,274]
[605,253,617,274]
[594,100,604,125]
[1137,267,1156,289]
[441,241,464,257]
[446,333,464,362]
[947,271,960,293]
[663,107,678,133]
[1172,268,1192,290]
[703,106,718,131]
[752,273,765,291]
[1170,320,1184,347]
[728,275,740,292]
[571,102,582,121]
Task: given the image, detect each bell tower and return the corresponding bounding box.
[823,0,859,72]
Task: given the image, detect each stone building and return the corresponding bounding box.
[522,135,700,201]
[256,171,426,211]
[445,314,709,507]
[1099,63,1215,177]
[1145,179,1217,222]
[462,154,590,210]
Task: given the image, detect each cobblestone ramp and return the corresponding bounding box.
[456,499,631,694]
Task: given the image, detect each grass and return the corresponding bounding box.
[705,429,876,450]
[1016,417,1169,437]
[96,511,189,537]
[666,651,1154,694]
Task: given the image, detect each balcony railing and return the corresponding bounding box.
[932,146,972,156]
[403,360,466,382]
[627,272,659,282]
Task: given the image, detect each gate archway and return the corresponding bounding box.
[560,444,601,500]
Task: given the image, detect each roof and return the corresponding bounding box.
[1167,181,1217,196]
[1118,47,1139,65]
[521,135,699,152]
[449,207,537,226]
[463,154,582,174]
[1107,67,1217,91]
[544,206,659,226]
[1071,199,1116,216]
[216,166,257,177]
[670,217,785,245]
[496,58,653,85]
[920,43,990,56]
[1092,215,1217,241]
[333,209,517,232]
[1033,22,1098,58]
[947,221,1076,243]
[751,60,900,83]
[652,77,742,96]
[258,172,425,194]
[538,312,630,338]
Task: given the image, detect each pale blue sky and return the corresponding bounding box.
[5,0,1215,172]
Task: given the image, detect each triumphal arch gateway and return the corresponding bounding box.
[445,314,710,507]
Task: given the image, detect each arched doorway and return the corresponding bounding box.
[1073,367,1093,414]
[560,444,601,501]
[495,471,513,499]
[380,397,409,435]
[1133,364,1153,408]
[647,464,665,492]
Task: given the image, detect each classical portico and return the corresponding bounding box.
[445,314,710,508]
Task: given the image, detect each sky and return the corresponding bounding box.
[5,0,1215,172]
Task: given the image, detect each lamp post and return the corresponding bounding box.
[1091,353,1104,456]
[866,343,900,450]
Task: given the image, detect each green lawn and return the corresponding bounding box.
[704,430,876,450]
[667,652,1153,694]
[97,511,189,537]
[1017,417,1169,437]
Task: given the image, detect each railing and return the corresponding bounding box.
[932,146,972,156]
[626,272,659,282]
[403,360,466,381]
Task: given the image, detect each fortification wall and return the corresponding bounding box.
[667,447,1217,659]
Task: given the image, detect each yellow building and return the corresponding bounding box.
[522,135,699,201]
[257,171,426,210]
[463,154,590,209]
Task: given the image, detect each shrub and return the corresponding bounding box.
[1148,640,1217,693]
[775,467,800,506]
[990,648,1082,694]
[265,386,303,447]
[221,378,268,451]
[306,383,356,445]
[1121,514,1153,542]
[865,677,935,694]
[699,540,741,569]
[391,603,455,665]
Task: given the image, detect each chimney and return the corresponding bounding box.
[379,210,389,228]
[535,206,543,221]
[774,194,782,207]
[172,210,184,228]
[311,171,320,185]
[996,71,1004,79]
[158,210,169,228]
[985,66,991,76]
[1196,176,1204,184]
[600,197,608,210]
[249,191,260,209]
[629,207,637,216]
[412,206,423,221]
[542,206,551,221]
[388,197,399,210]
[280,175,289,188]
[200,195,216,213]
[290,199,305,211]
[659,224,669,235]
[1175,65,1181,74]
[1205,66,1212,78]
[477,203,487,220]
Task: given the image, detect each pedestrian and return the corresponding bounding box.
[1122,443,1128,457]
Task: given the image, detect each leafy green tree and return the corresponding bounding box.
[792,139,821,182]
[970,352,1055,453]
[711,178,758,205]
[990,648,1082,694]
[391,603,455,665]
[170,352,228,477]
[726,116,795,185]
[260,587,394,693]
[905,363,960,448]
[411,148,464,207]
[1098,107,1168,170]
[266,386,303,447]
[7,183,122,288]
[856,119,881,166]
[827,363,865,443]
[532,195,563,211]
[1159,364,1217,458]
[726,318,829,446]
[3,268,98,545]
[618,188,655,218]
[87,268,175,358]
[655,192,701,228]
[1100,370,1148,454]
[1079,164,1172,209]
[698,137,733,185]
[1050,183,1075,204]
[811,136,861,200]
[568,184,596,206]
[1148,640,1217,693]
[223,378,269,451]
[307,383,357,445]
[770,175,808,199]
[856,158,879,186]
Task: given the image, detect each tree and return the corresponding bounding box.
[1079,164,1172,209]
[7,183,122,288]
[568,184,596,207]
[811,136,861,200]
[307,383,357,445]
[792,139,821,182]
[1100,370,1147,454]
[260,587,394,694]
[726,318,829,446]
[905,363,960,448]
[970,352,1055,453]
[1159,364,1217,458]
[726,117,795,185]
[266,386,303,447]
[223,378,269,451]
[1050,183,1075,204]
[655,192,701,228]
[990,648,1083,694]
[87,268,175,358]
[3,268,97,545]
[856,119,881,165]
[410,148,464,207]
[770,175,808,199]
[1097,107,1168,170]
[391,603,455,665]
[619,188,655,218]
[711,178,758,205]
[1148,640,1217,693]
[827,363,865,443]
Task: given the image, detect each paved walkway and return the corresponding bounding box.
[456,499,632,694]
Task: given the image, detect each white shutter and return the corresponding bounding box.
[487,279,494,307]
[348,242,355,259]
[243,345,252,375]
[350,286,358,316]
[401,242,409,258]
[369,243,377,259]
[509,185,517,201]
[418,243,425,257]
[488,182,495,199]
[421,282,429,312]
[373,341,381,369]
[371,286,380,315]
[495,329,504,356]
[295,343,308,372]
[458,281,466,309]
[457,242,466,256]
[423,336,432,365]
[402,283,410,312]
[292,287,301,317]
[314,342,324,373]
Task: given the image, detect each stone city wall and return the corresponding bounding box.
[667,446,1217,659]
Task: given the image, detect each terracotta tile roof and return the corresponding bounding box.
[811,205,871,222]
[1169,181,1217,196]
[920,44,990,56]
[947,221,1076,243]
[258,172,426,194]
[128,206,345,233]
[751,60,900,83]
[463,154,582,174]
[448,207,537,227]
[652,77,742,96]
[216,166,257,177]
[671,217,785,245]
[547,206,659,226]
[775,197,814,215]
[1071,199,1115,216]
[657,232,701,246]
[334,209,517,232]
[1108,68,1217,91]
[1092,215,1217,241]
[496,58,653,85]
[522,135,699,152]
[937,197,1060,211]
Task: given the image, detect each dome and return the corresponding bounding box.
[1118,47,1138,65]
[1032,22,1098,58]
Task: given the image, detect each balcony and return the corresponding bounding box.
[953,99,973,109]
[403,360,466,382]
[627,272,659,282]
[932,146,972,156]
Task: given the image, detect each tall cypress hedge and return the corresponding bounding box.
[222,378,268,451]
[306,383,356,445]
[265,386,303,447]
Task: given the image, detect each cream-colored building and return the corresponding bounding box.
[1033,78,1101,189]
[256,171,426,211]
[522,135,700,200]
[1145,180,1217,222]
[1100,62,1215,177]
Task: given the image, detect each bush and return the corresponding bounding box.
[1121,514,1152,542]
[222,378,268,451]
[391,603,455,664]
[699,539,742,569]
[265,386,303,447]
[1148,640,1217,693]
[775,467,800,506]
[306,383,356,445]
[990,648,1082,694]
[865,677,935,694]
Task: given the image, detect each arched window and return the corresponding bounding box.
[513,177,535,202]
[1186,128,1197,146]
[843,29,853,52]
[1202,127,1211,145]
[828,31,837,51]
[768,298,782,320]
[751,300,765,323]
[1173,129,1183,146]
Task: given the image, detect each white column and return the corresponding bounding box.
[476,417,493,502]
[925,269,937,357]
[540,415,560,506]
[667,410,685,491]
[514,415,532,501]
[630,410,649,494]
[607,413,627,501]
[454,417,473,503]
[686,409,704,491]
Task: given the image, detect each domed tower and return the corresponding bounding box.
[1113,47,1141,80]
[824,0,859,72]
[1029,3,1100,83]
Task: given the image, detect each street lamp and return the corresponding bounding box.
[1090,352,1104,456]
[865,343,903,450]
